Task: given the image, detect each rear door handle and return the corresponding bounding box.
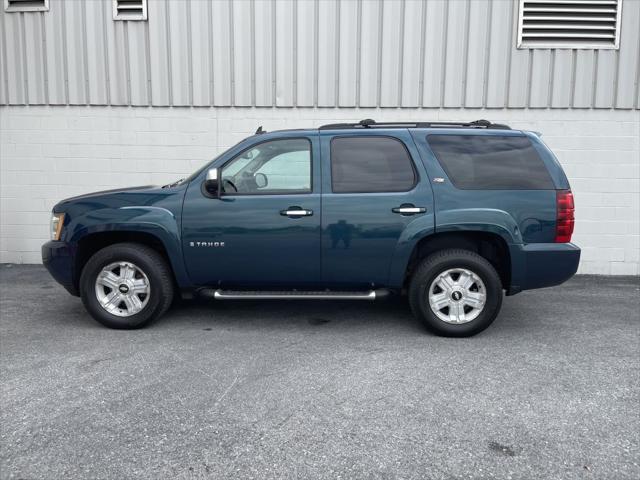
[280,207,313,217]
[392,205,426,215]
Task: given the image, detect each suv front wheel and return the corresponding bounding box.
[79,243,174,329]
[409,249,503,337]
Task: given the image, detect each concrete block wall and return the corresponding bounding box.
[1,106,638,274]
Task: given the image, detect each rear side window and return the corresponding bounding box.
[427,135,554,190]
[331,136,416,193]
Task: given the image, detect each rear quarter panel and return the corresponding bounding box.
[411,129,559,244]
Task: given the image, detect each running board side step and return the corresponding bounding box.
[200,289,390,300]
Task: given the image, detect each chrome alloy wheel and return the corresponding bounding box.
[95,262,151,317]
[428,268,486,324]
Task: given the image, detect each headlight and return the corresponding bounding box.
[50,213,65,241]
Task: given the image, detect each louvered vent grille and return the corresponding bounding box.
[4,0,49,12]
[518,0,622,49]
[113,0,147,21]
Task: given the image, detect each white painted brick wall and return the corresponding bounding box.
[1,106,638,274]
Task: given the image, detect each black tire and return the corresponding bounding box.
[409,249,503,337]
[79,243,174,329]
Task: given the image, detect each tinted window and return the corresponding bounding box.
[427,135,554,190]
[331,137,416,193]
[221,138,311,194]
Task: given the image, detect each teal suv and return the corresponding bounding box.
[42,119,580,336]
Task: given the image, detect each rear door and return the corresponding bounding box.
[320,130,434,287]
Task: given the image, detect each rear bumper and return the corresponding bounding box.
[509,243,580,294]
[42,241,79,296]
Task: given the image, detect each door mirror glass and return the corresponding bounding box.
[204,168,220,197]
[254,172,268,189]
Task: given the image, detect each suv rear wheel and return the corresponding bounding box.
[79,243,174,329]
[409,249,503,337]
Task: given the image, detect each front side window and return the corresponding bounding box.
[330,136,417,193]
[221,138,311,195]
[427,134,555,190]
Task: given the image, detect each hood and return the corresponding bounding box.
[56,185,157,205]
[53,185,165,213]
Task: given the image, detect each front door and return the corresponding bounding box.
[320,130,435,287]
[182,136,321,287]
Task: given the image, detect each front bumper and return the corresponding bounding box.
[509,243,581,294]
[42,241,79,296]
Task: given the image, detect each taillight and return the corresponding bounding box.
[555,190,575,243]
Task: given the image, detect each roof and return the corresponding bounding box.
[250,119,514,137]
[318,119,511,130]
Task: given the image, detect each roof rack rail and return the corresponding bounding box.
[319,119,511,130]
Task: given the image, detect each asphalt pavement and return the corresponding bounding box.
[1,264,638,479]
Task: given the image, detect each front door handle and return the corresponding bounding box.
[280,207,313,217]
[392,204,426,215]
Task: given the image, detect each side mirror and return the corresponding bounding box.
[204,168,220,197]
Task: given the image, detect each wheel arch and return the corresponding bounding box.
[400,231,512,291]
[73,228,189,293]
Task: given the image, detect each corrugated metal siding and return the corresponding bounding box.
[0,0,638,109]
